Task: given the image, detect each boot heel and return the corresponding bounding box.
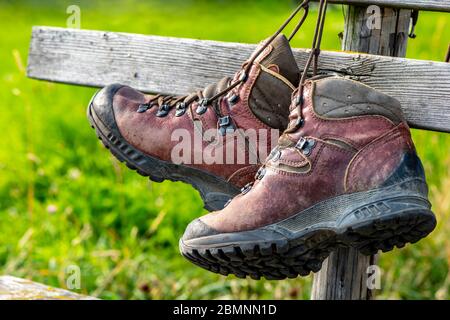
[338,187,436,255]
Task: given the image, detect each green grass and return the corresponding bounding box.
[0,0,449,300]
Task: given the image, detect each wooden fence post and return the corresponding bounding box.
[311,4,412,300]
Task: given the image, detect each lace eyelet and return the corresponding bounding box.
[137,104,150,113]
[255,167,266,180]
[239,71,248,82]
[227,93,239,106]
[196,98,209,115]
[156,104,170,117]
[295,137,315,156]
[218,115,235,136]
[295,118,305,129]
[296,137,308,150]
[175,102,187,117]
[240,183,252,195]
[268,149,281,162]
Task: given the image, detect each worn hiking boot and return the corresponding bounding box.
[88,34,300,211]
[180,76,437,280]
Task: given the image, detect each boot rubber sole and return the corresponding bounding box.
[87,95,239,211]
[179,179,436,280]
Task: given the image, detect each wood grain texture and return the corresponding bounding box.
[0,276,96,300]
[27,27,450,133]
[311,250,378,299]
[311,5,410,301]
[312,0,450,12]
[343,6,411,56]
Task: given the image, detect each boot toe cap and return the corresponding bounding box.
[89,83,125,128]
[182,218,220,241]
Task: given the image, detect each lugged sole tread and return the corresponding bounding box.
[180,209,436,280]
[87,103,238,211]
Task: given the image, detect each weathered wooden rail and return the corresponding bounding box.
[313,0,450,12]
[25,0,450,300]
[28,27,450,133]
[0,276,95,300]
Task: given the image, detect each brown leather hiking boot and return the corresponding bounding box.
[180,76,437,280]
[87,33,300,211]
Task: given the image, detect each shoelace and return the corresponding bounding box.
[287,0,328,133]
[235,0,329,198]
[137,0,312,120]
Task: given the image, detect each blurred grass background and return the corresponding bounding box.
[0,0,449,300]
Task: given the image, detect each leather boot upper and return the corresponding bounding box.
[187,77,418,236]
[92,34,300,189]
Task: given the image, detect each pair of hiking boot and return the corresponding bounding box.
[87,0,436,280]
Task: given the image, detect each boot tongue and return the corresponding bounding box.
[201,34,299,103]
[257,34,300,87]
[240,34,300,130]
